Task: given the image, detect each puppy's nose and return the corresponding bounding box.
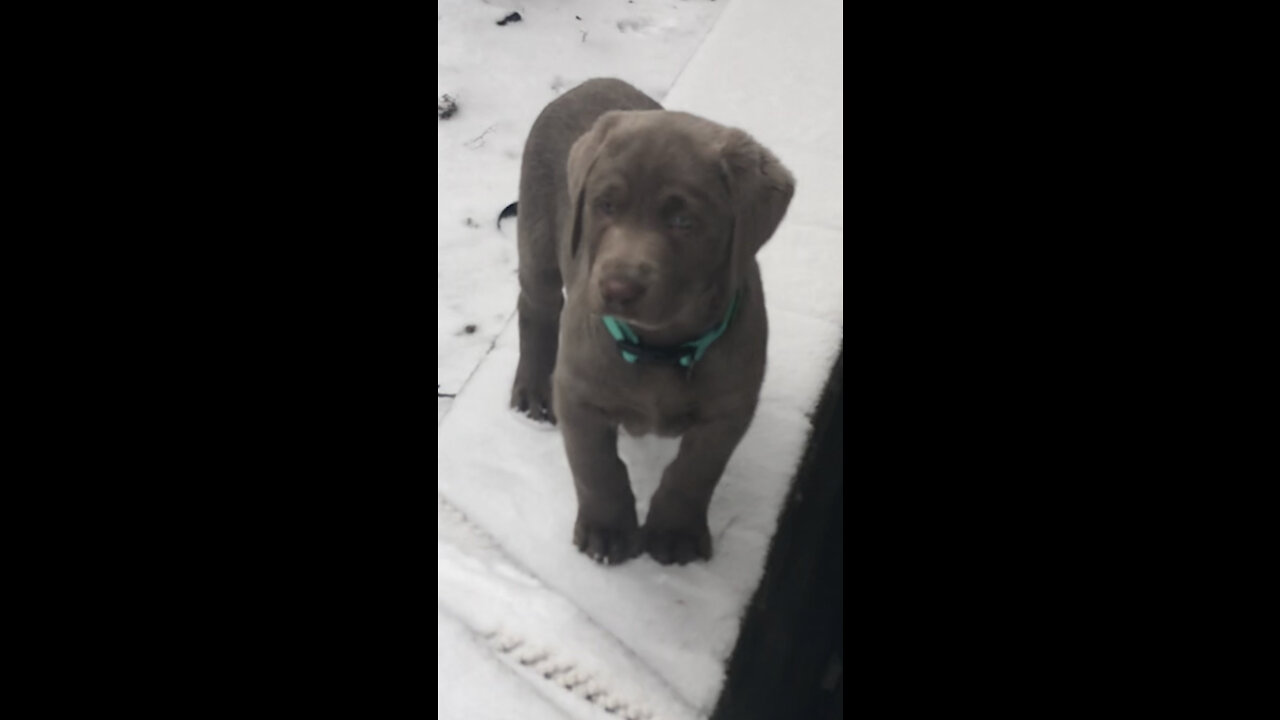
[600,276,646,305]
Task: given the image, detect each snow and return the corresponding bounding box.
[438,1,843,718]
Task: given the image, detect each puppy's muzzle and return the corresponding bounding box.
[600,275,647,309]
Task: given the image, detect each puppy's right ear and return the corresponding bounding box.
[566,111,623,259]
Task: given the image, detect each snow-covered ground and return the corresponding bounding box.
[438,1,843,718]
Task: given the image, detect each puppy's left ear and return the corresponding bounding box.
[566,111,625,259]
[720,129,795,275]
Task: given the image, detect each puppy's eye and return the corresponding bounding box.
[669,213,694,230]
[596,199,615,215]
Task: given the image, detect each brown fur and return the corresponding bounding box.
[510,78,795,565]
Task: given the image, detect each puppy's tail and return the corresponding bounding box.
[497,201,518,230]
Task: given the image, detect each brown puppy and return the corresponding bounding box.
[510,78,794,565]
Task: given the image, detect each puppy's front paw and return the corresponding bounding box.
[510,361,556,424]
[644,519,712,565]
[573,515,641,565]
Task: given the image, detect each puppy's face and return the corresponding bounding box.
[575,115,734,331]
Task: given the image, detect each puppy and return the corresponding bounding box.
[510,78,794,565]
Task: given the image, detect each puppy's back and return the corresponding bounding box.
[519,80,662,252]
[524,78,662,176]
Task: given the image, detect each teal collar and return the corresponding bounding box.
[601,292,740,368]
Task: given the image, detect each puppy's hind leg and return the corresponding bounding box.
[510,199,562,424]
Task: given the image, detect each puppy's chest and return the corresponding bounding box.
[609,383,701,437]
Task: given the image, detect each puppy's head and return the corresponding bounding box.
[567,111,794,332]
